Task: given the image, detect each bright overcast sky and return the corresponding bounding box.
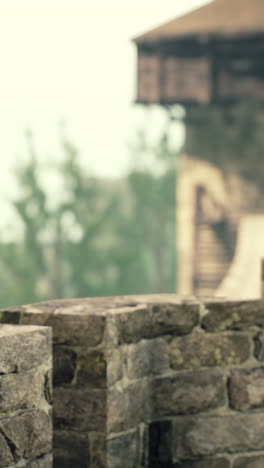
[0,0,209,221]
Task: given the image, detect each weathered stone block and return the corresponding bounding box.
[125,338,169,380]
[127,380,150,428]
[25,454,53,467]
[53,346,76,386]
[0,325,51,373]
[108,348,123,387]
[115,306,151,344]
[19,311,51,327]
[0,433,13,467]
[53,387,106,432]
[108,381,150,434]
[107,388,128,434]
[202,300,264,332]
[107,430,139,468]
[76,350,106,388]
[117,303,199,344]
[170,332,250,370]
[0,371,44,413]
[0,324,52,468]
[233,455,264,468]
[22,312,105,347]
[150,303,199,336]
[229,368,264,411]
[89,432,106,468]
[0,410,52,460]
[51,313,106,346]
[173,414,264,459]
[151,370,226,417]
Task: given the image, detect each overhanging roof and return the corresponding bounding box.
[134,0,264,43]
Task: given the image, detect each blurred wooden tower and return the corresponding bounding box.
[134,0,264,297]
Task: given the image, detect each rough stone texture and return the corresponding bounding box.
[202,300,264,331]
[107,430,139,468]
[117,303,199,343]
[173,414,264,459]
[127,380,150,429]
[0,433,13,467]
[53,386,106,432]
[0,325,51,373]
[25,454,53,467]
[229,368,264,411]
[125,338,170,380]
[0,371,44,412]
[0,325,52,468]
[3,296,264,467]
[151,370,226,417]
[89,432,106,468]
[0,410,52,460]
[108,348,123,387]
[170,331,250,370]
[233,456,264,468]
[53,346,76,386]
[22,312,106,347]
[107,389,128,434]
[108,381,150,434]
[76,350,106,388]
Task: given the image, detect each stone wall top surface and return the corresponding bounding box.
[2,296,264,334]
[0,324,48,337]
[202,300,264,331]
[1,294,198,316]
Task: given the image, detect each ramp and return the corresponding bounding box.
[216,215,264,300]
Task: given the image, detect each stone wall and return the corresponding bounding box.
[0,324,52,468]
[1,295,264,467]
[107,297,264,467]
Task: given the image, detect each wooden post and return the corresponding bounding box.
[261,258,264,299]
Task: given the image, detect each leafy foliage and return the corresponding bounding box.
[0,125,177,307]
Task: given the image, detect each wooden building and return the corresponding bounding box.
[134,0,264,297]
[134,0,264,106]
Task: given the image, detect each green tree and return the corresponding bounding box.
[0,119,178,307]
[0,134,122,306]
[109,123,177,294]
[0,133,50,305]
[56,138,122,298]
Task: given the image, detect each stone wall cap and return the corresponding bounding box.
[1,296,263,319]
[1,294,199,317]
[0,324,51,338]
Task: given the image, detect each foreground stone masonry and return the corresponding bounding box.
[0,325,52,468]
[1,295,264,467]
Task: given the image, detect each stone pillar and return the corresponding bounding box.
[0,299,107,468]
[0,324,52,468]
